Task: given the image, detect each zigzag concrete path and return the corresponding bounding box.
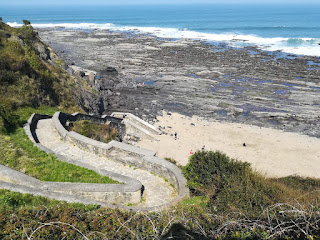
[36,119,177,208]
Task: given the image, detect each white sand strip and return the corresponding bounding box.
[136,112,320,178]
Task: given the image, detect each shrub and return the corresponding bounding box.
[70,120,118,143]
[23,20,31,26]
[182,151,305,216]
[0,103,20,133]
[183,151,251,196]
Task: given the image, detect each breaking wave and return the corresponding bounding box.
[7,22,320,57]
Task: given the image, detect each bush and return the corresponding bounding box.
[0,104,20,133]
[70,120,118,143]
[23,20,31,26]
[182,151,305,216]
[183,151,251,196]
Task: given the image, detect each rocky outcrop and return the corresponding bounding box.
[78,89,105,115]
[38,29,320,137]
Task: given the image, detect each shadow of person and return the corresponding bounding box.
[161,223,211,240]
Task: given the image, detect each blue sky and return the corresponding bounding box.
[1,0,319,5]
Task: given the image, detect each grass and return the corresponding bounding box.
[0,189,100,211]
[15,106,59,124]
[70,120,118,143]
[0,106,119,184]
[0,126,119,184]
[182,196,209,208]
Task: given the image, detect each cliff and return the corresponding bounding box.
[0,21,79,116]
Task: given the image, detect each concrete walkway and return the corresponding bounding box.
[36,119,177,208]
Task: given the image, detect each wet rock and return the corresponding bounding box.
[101,67,118,77]
[38,28,320,137]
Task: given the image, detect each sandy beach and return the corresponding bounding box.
[136,112,320,178]
[37,29,320,179]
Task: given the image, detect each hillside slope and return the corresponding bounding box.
[0,20,79,129]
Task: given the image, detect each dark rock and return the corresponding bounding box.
[101,67,118,77]
[78,90,105,115]
[38,29,320,137]
[115,82,126,90]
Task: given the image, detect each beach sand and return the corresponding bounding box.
[136,112,320,178]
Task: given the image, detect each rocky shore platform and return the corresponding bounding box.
[38,28,320,138]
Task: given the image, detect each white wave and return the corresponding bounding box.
[6,22,320,57]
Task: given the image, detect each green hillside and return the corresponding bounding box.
[0,21,319,239]
[0,20,79,132]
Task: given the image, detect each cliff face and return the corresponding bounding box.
[0,21,79,113]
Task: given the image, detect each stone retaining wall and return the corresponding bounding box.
[0,165,140,205]
[54,112,189,209]
[21,113,143,205]
[0,112,190,211]
[112,112,161,135]
[60,112,126,141]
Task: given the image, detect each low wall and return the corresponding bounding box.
[112,112,161,135]
[0,165,140,205]
[54,112,189,210]
[21,113,143,205]
[123,119,158,140]
[60,112,126,141]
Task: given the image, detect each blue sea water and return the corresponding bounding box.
[1,4,320,56]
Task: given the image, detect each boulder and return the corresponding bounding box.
[88,72,95,82]
[101,67,118,76]
[78,90,105,114]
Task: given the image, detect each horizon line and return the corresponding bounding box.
[2,2,320,6]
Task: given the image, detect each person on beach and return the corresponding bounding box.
[190,150,193,155]
[174,132,177,140]
[201,145,205,151]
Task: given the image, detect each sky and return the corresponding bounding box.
[1,0,319,5]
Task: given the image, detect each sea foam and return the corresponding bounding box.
[7,22,320,57]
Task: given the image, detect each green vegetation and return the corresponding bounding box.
[0,20,79,133]
[70,119,119,143]
[0,150,318,239]
[183,151,320,216]
[0,21,117,185]
[0,127,118,184]
[164,157,177,165]
[0,21,319,239]
[0,189,99,212]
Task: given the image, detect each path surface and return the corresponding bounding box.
[36,119,176,208]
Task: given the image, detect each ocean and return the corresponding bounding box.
[1,4,320,57]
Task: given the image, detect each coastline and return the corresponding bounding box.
[38,28,320,137]
[36,28,320,177]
